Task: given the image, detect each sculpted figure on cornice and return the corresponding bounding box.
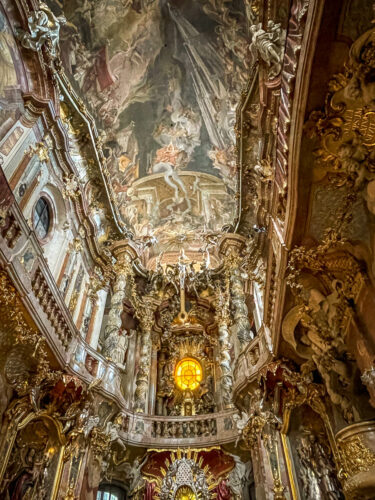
[249,20,285,79]
[238,383,284,496]
[101,249,137,364]
[283,307,353,422]
[16,2,66,58]
[222,240,262,344]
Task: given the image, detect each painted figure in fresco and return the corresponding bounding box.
[0,13,17,97]
[54,0,249,238]
[0,12,23,140]
[149,156,190,214]
[5,444,51,500]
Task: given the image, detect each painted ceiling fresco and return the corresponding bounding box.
[49,0,252,245]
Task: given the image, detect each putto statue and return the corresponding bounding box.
[16,2,66,58]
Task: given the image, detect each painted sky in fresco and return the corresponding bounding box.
[49,0,252,239]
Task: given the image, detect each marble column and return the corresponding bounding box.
[216,287,234,409]
[148,337,159,414]
[85,297,98,345]
[156,351,166,415]
[89,288,108,350]
[102,259,130,362]
[218,317,234,409]
[134,312,154,413]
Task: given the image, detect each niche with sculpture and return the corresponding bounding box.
[0,415,64,500]
[156,332,216,416]
[284,404,343,499]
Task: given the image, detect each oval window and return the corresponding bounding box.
[33,198,51,239]
[175,358,202,391]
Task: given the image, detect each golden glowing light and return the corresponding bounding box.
[175,358,202,391]
[175,486,197,500]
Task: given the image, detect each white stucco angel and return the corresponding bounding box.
[249,20,284,78]
[232,410,250,447]
[16,3,66,57]
[105,415,127,453]
[128,456,148,495]
[227,453,247,499]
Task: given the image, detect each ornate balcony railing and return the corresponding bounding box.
[0,173,240,447]
[233,324,272,395]
[123,409,238,448]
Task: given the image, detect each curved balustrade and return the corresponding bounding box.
[71,339,239,447]
[0,199,80,364]
[0,185,240,448]
[124,410,238,448]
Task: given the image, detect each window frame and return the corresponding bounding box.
[175,357,203,391]
[32,194,55,244]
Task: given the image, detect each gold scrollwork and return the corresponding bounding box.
[337,435,375,479]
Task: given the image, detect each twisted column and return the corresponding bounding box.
[134,311,154,413]
[102,257,131,363]
[216,289,234,409]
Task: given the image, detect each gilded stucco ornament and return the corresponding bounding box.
[335,425,375,500]
[0,271,55,421]
[26,142,50,162]
[306,22,375,213]
[337,436,375,479]
[154,450,215,500]
[285,234,366,422]
[62,174,81,200]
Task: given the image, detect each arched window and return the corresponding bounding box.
[175,358,202,391]
[96,484,126,500]
[33,197,51,240]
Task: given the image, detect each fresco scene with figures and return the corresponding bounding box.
[50,0,255,248]
[2,0,375,499]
